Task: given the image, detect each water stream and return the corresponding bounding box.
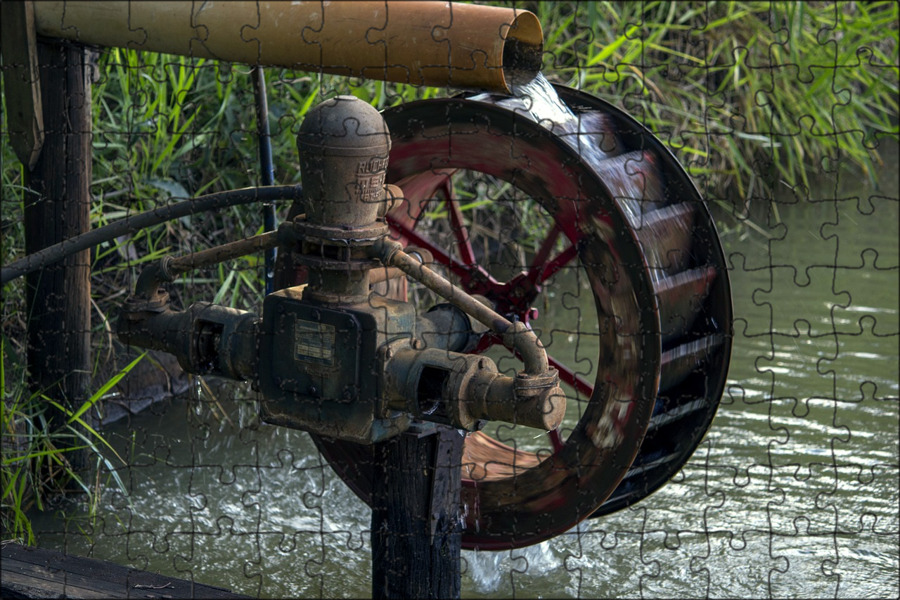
[27,86,898,597]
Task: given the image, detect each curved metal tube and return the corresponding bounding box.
[371,237,550,376]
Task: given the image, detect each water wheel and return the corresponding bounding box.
[281,83,731,549]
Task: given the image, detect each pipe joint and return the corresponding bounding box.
[501,321,550,376]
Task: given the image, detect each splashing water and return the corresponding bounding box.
[508,72,580,133]
[470,72,645,224]
[464,541,562,594]
[506,73,615,165]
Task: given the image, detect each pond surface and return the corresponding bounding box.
[31,144,898,598]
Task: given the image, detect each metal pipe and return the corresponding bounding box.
[371,238,550,376]
[369,246,432,285]
[133,231,281,299]
[369,266,405,285]
[251,65,278,295]
[117,302,260,381]
[382,346,564,431]
[170,231,280,276]
[1,185,302,285]
[468,368,565,432]
[33,1,543,94]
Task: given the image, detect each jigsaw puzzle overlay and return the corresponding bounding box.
[1,1,897,598]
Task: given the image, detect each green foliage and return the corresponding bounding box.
[1,2,895,357]
[1,340,140,544]
[83,51,440,312]
[5,2,893,312]
[519,1,899,198]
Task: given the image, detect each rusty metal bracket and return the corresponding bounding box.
[1,0,44,170]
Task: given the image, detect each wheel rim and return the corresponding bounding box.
[552,86,732,517]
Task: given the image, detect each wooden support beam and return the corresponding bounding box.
[371,426,465,599]
[23,40,93,467]
[0,0,45,170]
[1,543,251,599]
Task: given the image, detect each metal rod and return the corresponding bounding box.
[170,231,280,276]
[132,231,282,300]
[251,65,278,295]
[369,248,431,285]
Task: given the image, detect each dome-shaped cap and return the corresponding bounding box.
[297,95,390,156]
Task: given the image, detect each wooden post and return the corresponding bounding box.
[0,1,44,171]
[23,40,93,467]
[371,426,465,599]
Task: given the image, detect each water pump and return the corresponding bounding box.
[118,96,566,445]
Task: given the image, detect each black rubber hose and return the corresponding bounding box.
[1,185,303,285]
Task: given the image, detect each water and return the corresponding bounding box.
[28,100,898,597]
[488,74,645,228]
[475,73,617,170]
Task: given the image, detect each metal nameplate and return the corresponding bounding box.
[294,318,336,366]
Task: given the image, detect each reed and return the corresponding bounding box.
[1,340,139,544]
[527,1,899,201]
[4,2,896,310]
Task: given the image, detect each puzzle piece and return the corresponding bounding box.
[3,2,898,599]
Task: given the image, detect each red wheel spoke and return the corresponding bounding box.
[401,170,456,203]
[389,170,456,233]
[387,215,468,278]
[528,244,579,288]
[494,243,579,315]
[472,332,501,354]
[548,429,565,452]
[442,180,477,266]
[529,224,562,275]
[386,214,501,295]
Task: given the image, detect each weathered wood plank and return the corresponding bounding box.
[23,39,92,471]
[0,0,45,170]
[371,426,464,599]
[1,543,252,599]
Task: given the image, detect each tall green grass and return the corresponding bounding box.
[525,1,898,203]
[1,340,141,544]
[1,3,896,375]
[4,2,896,314]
